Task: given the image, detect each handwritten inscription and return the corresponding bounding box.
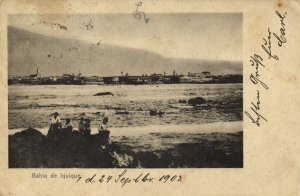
[81,170,182,187]
[245,90,268,126]
[32,170,183,187]
[273,11,287,47]
[132,2,149,23]
[245,10,287,127]
[249,54,268,90]
[262,28,279,60]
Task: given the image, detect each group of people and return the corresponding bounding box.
[48,112,109,139]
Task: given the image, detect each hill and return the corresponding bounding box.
[8,26,242,76]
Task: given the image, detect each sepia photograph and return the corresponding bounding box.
[8,13,243,168]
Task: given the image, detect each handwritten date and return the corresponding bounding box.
[78,170,183,187]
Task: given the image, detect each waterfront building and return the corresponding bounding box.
[103,76,119,84]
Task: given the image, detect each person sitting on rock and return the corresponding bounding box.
[98,117,110,149]
[78,117,85,134]
[47,112,62,139]
[62,118,73,135]
[83,119,91,136]
[98,117,109,132]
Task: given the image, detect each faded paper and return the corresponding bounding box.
[0,0,299,195]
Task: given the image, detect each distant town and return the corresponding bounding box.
[8,68,242,85]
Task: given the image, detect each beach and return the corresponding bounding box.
[9,122,243,168]
[8,83,243,168]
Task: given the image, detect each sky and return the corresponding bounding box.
[8,13,242,62]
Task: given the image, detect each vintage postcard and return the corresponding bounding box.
[0,0,299,195]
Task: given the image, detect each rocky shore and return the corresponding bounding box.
[9,128,243,168]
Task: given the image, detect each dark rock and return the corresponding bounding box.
[158,111,165,117]
[150,110,165,117]
[9,127,243,168]
[93,112,102,116]
[115,111,129,115]
[150,110,157,116]
[135,151,161,168]
[9,128,46,168]
[188,97,206,105]
[13,127,45,141]
[79,112,86,116]
[9,128,118,168]
[93,92,114,96]
[179,99,187,103]
[98,131,110,144]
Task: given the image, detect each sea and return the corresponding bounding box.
[8,83,243,132]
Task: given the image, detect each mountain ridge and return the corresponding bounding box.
[8,26,242,76]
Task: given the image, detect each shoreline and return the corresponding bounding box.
[9,121,242,136]
[8,83,243,87]
[9,126,243,168]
